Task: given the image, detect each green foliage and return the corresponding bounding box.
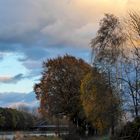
[81,69,121,134]
[0,114,5,127]
[0,107,35,130]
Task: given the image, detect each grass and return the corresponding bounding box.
[23,136,62,140]
[97,136,109,140]
[83,136,109,140]
[0,136,62,140]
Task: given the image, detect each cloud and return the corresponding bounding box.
[0,0,140,73]
[0,74,24,84]
[0,53,4,60]
[0,0,138,48]
[22,60,42,70]
[0,92,39,108]
[0,52,11,61]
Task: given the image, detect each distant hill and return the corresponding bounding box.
[0,91,39,108]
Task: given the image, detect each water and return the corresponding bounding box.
[0,131,68,140]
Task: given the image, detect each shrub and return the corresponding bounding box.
[112,117,140,140]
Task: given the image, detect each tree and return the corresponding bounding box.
[91,14,125,65]
[90,14,125,135]
[80,69,121,135]
[90,12,140,120]
[0,107,35,130]
[120,11,140,117]
[34,55,91,128]
[90,14,125,109]
[0,114,5,128]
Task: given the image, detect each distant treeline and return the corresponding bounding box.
[0,107,35,130]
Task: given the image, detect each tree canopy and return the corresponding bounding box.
[80,69,121,134]
[91,14,125,65]
[34,55,91,120]
[0,107,35,130]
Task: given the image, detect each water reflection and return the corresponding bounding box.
[0,131,68,140]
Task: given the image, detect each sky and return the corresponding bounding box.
[0,0,140,107]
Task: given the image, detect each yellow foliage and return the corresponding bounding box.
[80,70,120,134]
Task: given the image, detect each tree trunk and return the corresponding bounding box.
[135,105,138,117]
[111,125,115,136]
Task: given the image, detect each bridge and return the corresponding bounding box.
[32,120,69,131]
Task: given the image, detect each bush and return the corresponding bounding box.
[112,117,140,140]
[62,134,81,140]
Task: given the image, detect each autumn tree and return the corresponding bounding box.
[81,69,121,135]
[34,55,91,128]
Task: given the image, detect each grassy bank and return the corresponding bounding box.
[84,136,109,140]
[55,135,109,140]
[0,135,109,140]
[22,136,62,140]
